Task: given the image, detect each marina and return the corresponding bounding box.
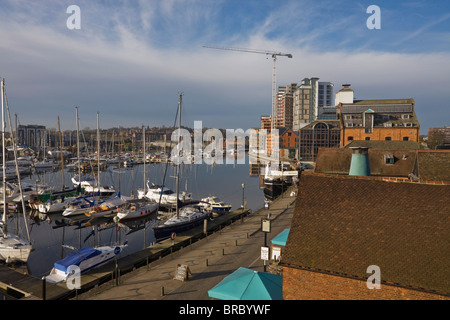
[0,154,276,297]
[0,185,296,300]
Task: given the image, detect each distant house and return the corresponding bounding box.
[281,172,450,300]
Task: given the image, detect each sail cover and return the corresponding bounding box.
[54,247,101,273]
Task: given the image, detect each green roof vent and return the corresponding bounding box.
[349,147,371,176]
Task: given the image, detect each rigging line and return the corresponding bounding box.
[4,87,31,243]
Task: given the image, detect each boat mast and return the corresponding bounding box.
[97,112,100,192]
[118,126,121,195]
[1,79,6,235]
[58,116,65,191]
[7,103,31,242]
[143,124,146,195]
[76,107,81,191]
[176,93,182,218]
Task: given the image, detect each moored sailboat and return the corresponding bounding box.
[0,78,32,263]
[151,94,211,240]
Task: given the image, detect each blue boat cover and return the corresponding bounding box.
[54,247,102,273]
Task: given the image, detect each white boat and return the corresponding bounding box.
[39,196,77,213]
[62,195,105,217]
[45,243,127,284]
[138,183,192,205]
[11,181,54,203]
[115,199,158,222]
[0,232,32,263]
[71,175,116,197]
[34,159,57,170]
[199,196,232,214]
[84,194,132,218]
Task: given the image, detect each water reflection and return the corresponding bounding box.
[4,159,265,277]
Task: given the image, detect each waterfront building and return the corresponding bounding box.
[293,78,334,131]
[297,120,341,162]
[275,83,297,128]
[336,84,420,147]
[278,127,299,160]
[17,125,46,149]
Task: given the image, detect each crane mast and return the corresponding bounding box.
[203,45,293,130]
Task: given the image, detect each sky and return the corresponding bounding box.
[0,0,449,134]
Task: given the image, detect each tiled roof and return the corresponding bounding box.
[315,148,417,177]
[315,148,450,181]
[417,150,450,182]
[345,140,421,150]
[352,98,415,105]
[283,173,450,295]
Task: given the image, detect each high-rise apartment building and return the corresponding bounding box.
[260,115,272,130]
[293,78,334,131]
[275,83,297,128]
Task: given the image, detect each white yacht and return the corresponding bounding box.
[138,183,192,205]
[45,243,127,284]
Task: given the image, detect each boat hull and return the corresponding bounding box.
[46,244,126,284]
[153,213,211,240]
[0,233,32,263]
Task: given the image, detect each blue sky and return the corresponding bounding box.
[0,0,449,134]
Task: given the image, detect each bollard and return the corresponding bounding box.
[42,277,46,301]
[206,259,209,267]
[161,286,165,297]
[235,240,238,246]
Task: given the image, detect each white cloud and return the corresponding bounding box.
[0,1,449,133]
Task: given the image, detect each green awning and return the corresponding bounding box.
[208,267,282,300]
[271,229,290,246]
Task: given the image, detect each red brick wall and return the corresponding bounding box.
[283,267,449,300]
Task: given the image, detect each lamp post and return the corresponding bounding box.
[241,183,245,211]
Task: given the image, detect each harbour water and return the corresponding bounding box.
[4,156,265,279]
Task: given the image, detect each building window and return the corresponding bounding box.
[348,136,354,141]
[402,114,410,119]
[385,137,392,141]
[403,137,409,141]
[384,154,395,165]
[365,137,371,140]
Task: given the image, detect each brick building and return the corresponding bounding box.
[335,84,420,147]
[282,172,449,300]
[278,127,298,160]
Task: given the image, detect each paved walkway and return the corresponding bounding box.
[78,187,296,300]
